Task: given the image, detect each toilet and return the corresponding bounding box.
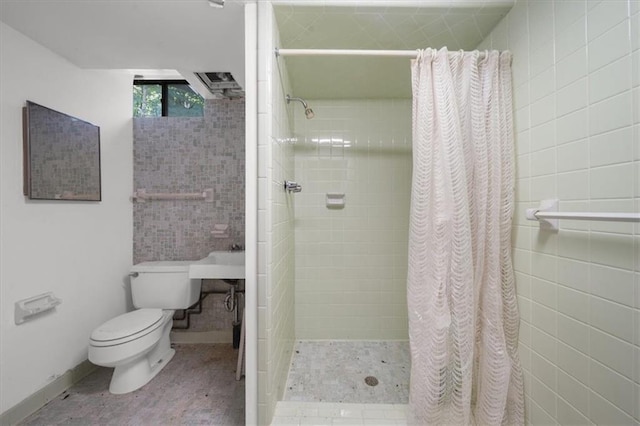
[88,260,200,394]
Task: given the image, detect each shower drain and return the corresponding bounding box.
[364,376,379,386]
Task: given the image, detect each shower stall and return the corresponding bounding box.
[249,0,640,425]
[255,2,512,424]
[285,97,413,403]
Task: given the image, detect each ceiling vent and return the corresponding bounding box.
[195,72,244,98]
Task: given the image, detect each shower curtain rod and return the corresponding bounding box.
[275,48,489,58]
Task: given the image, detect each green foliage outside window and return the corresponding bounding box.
[133,84,161,117]
[133,82,204,117]
[167,84,204,117]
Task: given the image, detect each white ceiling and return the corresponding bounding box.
[0,0,245,87]
[274,3,513,99]
[0,0,513,100]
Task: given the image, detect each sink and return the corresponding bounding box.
[189,251,245,279]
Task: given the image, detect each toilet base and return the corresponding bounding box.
[109,347,175,394]
[108,314,175,394]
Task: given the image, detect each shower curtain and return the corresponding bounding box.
[407,47,524,425]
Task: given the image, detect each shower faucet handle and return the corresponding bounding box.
[284,180,302,193]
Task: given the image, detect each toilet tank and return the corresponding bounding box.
[130,261,201,309]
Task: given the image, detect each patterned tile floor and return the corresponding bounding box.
[19,344,244,426]
[283,341,410,404]
[276,341,410,425]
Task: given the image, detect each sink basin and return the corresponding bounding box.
[189,251,245,279]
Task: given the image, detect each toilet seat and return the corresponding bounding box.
[90,309,164,347]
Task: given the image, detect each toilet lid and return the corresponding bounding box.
[91,309,163,342]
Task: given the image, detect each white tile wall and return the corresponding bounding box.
[258,3,296,424]
[292,99,412,340]
[478,0,639,424]
[271,401,408,426]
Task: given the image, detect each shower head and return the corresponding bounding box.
[286,94,315,119]
[304,107,315,119]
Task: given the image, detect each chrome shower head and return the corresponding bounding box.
[304,106,315,119]
[286,94,315,119]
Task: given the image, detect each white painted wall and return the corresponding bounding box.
[0,22,133,414]
[478,1,639,424]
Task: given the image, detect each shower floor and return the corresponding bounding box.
[283,340,410,404]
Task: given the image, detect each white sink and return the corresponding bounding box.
[189,251,245,279]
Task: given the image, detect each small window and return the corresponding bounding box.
[133,84,162,117]
[133,80,204,117]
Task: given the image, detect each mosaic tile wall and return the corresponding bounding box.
[133,98,245,332]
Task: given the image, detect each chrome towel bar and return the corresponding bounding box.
[526,199,640,231]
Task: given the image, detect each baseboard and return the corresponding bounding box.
[0,359,97,426]
[170,330,232,344]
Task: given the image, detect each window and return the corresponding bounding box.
[133,83,161,117]
[133,80,204,117]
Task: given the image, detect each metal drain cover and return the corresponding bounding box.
[364,376,379,386]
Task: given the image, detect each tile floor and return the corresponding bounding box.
[283,341,410,404]
[18,341,410,425]
[274,341,410,426]
[271,401,408,426]
[19,344,244,426]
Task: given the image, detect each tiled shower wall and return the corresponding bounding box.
[257,2,296,423]
[293,100,412,340]
[478,1,639,425]
[133,98,245,332]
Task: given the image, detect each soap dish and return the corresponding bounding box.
[326,193,345,209]
[212,223,230,238]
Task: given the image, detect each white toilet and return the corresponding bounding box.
[88,260,200,394]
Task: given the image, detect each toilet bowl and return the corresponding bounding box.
[89,309,175,394]
[88,261,200,394]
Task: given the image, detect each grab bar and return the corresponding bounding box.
[526,199,640,231]
[132,188,214,203]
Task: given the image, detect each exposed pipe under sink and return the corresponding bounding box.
[171,280,244,331]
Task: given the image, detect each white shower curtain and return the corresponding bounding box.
[407,47,524,425]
